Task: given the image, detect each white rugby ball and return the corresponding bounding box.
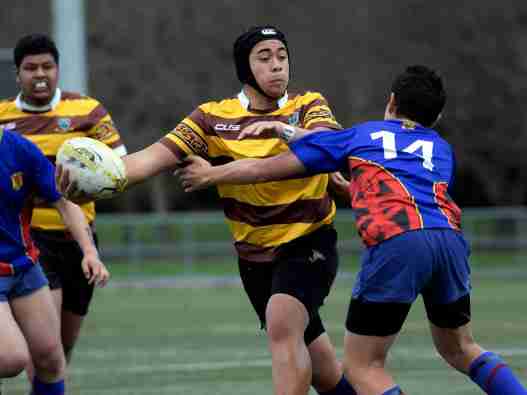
[57,137,127,200]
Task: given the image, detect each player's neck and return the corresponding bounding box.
[242,85,284,112]
[387,114,422,127]
[16,88,61,112]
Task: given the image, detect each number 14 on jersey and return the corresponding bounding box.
[371,131,434,171]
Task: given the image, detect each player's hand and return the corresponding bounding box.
[55,164,92,204]
[174,155,213,192]
[238,121,288,140]
[328,172,351,202]
[81,251,110,287]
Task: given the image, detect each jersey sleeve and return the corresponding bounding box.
[289,128,356,174]
[300,93,342,130]
[17,135,61,203]
[159,106,211,159]
[85,100,127,157]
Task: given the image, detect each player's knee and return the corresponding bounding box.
[266,295,308,344]
[266,316,300,344]
[31,340,66,376]
[0,350,29,377]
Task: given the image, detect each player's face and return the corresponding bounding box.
[17,53,59,106]
[249,40,289,98]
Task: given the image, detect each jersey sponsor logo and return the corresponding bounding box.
[214,123,241,132]
[57,118,72,131]
[11,172,24,191]
[170,123,208,156]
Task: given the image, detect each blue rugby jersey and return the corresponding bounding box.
[290,119,461,246]
[0,128,61,275]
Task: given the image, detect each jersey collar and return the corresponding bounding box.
[15,88,62,113]
[237,90,288,111]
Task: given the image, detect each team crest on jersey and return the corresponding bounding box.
[11,172,23,191]
[57,118,72,131]
[288,112,300,126]
[402,120,417,130]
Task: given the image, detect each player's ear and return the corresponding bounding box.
[387,93,397,114]
[14,67,20,85]
[430,113,442,128]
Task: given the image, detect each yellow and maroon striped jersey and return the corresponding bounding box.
[0,90,125,231]
[160,90,342,262]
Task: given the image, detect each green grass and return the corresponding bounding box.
[103,251,527,279]
[5,259,527,394]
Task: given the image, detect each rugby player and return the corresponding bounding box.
[0,34,127,368]
[60,25,356,395]
[0,126,109,395]
[177,65,527,395]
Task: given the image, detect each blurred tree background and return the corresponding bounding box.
[2,0,527,212]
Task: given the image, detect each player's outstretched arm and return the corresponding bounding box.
[238,121,315,142]
[53,197,109,287]
[56,142,183,201]
[177,152,307,192]
[123,142,182,186]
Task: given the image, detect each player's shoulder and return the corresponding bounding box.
[196,95,245,117]
[1,129,34,152]
[0,97,19,115]
[288,90,328,106]
[60,91,107,112]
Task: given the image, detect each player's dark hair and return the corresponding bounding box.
[14,34,59,69]
[233,25,289,98]
[391,65,446,127]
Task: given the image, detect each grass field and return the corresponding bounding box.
[4,256,527,394]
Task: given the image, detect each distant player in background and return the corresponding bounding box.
[0,34,127,368]
[177,65,527,395]
[60,25,355,395]
[0,127,109,395]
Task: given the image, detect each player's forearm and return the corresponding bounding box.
[281,126,330,143]
[124,143,182,187]
[208,159,271,186]
[207,153,306,186]
[54,198,98,256]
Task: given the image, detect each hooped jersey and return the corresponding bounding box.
[0,129,61,275]
[290,119,461,247]
[160,90,342,262]
[0,90,125,231]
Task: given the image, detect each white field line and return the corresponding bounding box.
[5,347,527,392]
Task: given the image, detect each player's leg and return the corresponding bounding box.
[59,234,96,362]
[266,292,312,395]
[343,230,435,394]
[344,301,409,395]
[10,264,66,394]
[26,231,64,381]
[268,225,355,395]
[0,276,31,378]
[307,321,356,395]
[33,230,95,363]
[424,230,527,394]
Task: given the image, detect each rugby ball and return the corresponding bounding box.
[56,137,127,200]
